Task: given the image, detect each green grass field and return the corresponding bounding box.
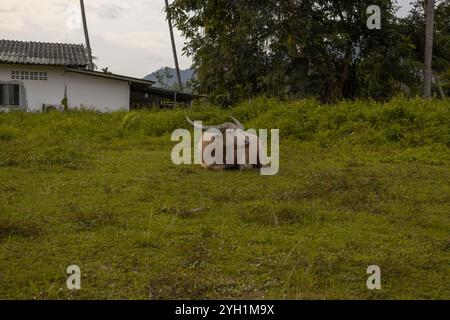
[0,97,449,299]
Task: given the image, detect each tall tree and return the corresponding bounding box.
[423,0,435,97]
[170,0,447,103]
[165,0,183,91]
[399,0,450,96]
[80,0,94,70]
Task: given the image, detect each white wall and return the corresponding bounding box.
[0,64,65,112]
[65,72,130,112]
[0,64,130,112]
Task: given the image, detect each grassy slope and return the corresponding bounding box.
[0,97,449,299]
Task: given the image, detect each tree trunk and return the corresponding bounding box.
[165,0,183,92]
[434,71,446,99]
[80,0,94,70]
[336,46,353,101]
[423,0,435,98]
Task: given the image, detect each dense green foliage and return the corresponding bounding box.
[169,0,450,104]
[399,0,450,96]
[3,97,448,149]
[0,98,449,299]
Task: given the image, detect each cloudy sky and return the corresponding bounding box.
[1,0,414,78]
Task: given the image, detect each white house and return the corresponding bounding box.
[0,39,195,112]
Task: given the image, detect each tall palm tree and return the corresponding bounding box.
[165,0,183,91]
[423,0,435,98]
[80,0,94,70]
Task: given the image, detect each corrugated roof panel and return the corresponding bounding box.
[0,39,88,67]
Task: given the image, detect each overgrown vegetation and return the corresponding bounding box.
[0,97,449,299]
[169,0,450,104]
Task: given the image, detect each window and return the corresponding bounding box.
[30,72,39,80]
[39,72,48,80]
[20,71,29,80]
[10,70,47,81]
[8,84,20,105]
[11,71,20,80]
[0,84,21,106]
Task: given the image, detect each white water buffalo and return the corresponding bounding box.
[186,116,265,171]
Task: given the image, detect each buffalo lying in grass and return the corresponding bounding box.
[186,116,266,171]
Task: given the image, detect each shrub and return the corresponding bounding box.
[0,126,20,141]
[0,96,448,149]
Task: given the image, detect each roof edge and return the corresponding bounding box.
[65,67,156,85]
[0,39,85,48]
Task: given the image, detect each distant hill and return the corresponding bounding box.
[144,67,195,92]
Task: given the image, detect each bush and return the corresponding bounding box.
[0,97,448,149]
[0,126,20,141]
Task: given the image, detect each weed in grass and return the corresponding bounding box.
[0,126,20,141]
[64,204,118,231]
[35,146,87,169]
[146,271,213,299]
[160,204,209,219]
[0,219,42,241]
[240,201,314,226]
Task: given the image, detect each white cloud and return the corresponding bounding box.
[96,3,125,20]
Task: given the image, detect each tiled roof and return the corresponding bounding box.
[0,40,88,67]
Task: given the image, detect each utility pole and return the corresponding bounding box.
[423,0,435,98]
[165,0,183,91]
[80,0,94,70]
